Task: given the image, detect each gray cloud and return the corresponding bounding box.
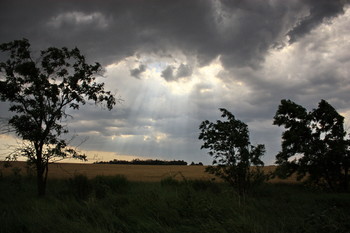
[1,0,347,69]
[176,64,193,78]
[1,0,350,164]
[161,63,193,81]
[287,0,348,43]
[161,66,174,81]
[130,64,146,79]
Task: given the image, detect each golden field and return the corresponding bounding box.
[0,161,295,183]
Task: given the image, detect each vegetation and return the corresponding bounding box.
[190,161,204,166]
[199,108,266,195]
[95,159,188,166]
[273,99,350,191]
[0,39,117,196]
[0,173,349,233]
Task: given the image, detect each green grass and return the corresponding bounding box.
[0,174,349,233]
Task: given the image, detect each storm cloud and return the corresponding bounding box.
[2,0,348,68]
[1,0,350,164]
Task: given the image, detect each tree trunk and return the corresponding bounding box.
[35,141,49,197]
[36,162,48,197]
[343,166,349,192]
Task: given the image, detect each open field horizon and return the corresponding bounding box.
[1,161,295,183]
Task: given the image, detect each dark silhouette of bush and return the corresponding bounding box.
[67,174,92,200]
[160,176,180,186]
[93,175,129,192]
[189,179,221,193]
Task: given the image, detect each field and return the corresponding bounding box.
[1,161,286,183]
[1,162,349,233]
[1,161,213,181]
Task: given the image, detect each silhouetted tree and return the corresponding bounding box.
[0,39,116,196]
[273,99,350,191]
[199,108,265,195]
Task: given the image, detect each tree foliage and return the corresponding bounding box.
[0,39,116,196]
[273,99,350,191]
[199,108,265,195]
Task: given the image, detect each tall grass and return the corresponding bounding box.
[0,174,349,233]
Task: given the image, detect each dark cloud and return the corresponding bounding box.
[1,0,348,69]
[161,66,174,81]
[176,64,193,78]
[130,64,146,79]
[287,0,349,43]
[160,63,193,81]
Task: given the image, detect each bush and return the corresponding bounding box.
[67,174,92,200]
[189,179,221,193]
[94,182,109,199]
[160,176,180,186]
[9,167,23,190]
[93,175,129,192]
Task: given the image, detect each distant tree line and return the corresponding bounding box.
[94,159,188,166]
[190,162,204,166]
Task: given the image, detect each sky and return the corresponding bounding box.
[0,0,350,165]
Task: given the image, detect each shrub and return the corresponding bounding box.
[189,179,221,193]
[93,175,129,192]
[67,174,92,200]
[160,176,180,186]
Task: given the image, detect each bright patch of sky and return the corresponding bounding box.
[48,11,109,29]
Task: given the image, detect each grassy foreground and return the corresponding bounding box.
[0,172,349,233]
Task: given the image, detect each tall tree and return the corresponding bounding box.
[0,39,117,196]
[273,99,350,191]
[199,108,265,195]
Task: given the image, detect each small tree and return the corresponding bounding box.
[199,108,265,195]
[273,99,350,191]
[0,39,117,196]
